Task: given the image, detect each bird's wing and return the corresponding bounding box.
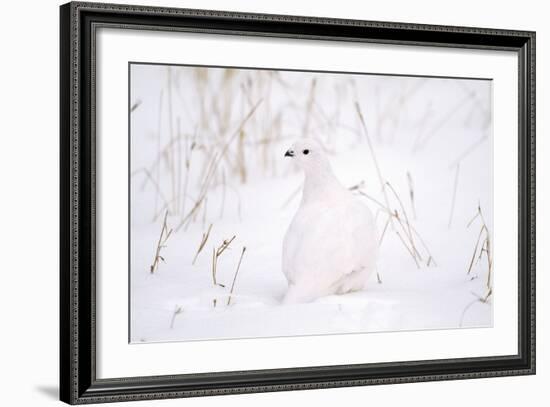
[286,199,376,289]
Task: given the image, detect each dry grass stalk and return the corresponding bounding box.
[478,209,493,292]
[466,204,493,296]
[217,235,236,257]
[237,130,247,183]
[134,168,170,211]
[383,182,429,267]
[181,132,196,216]
[355,102,394,229]
[211,235,236,288]
[373,203,421,268]
[227,247,247,306]
[348,180,365,192]
[192,223,213,265]
[413,93,472,151]
[378,215,391,246]
[166,68,177,215]
[170,305,182,329]
[130,99,142,113]
[302,78,317,138]
[139,70,377,224]
[150,211,172,274]
[406,171,416,219]
[355,190,389,215]
[448,163,460,228]
[455,81,492,129]
[134,133,193,211]
[377,79,427,143]
[175,100,263,232]
[448,136,488,169]
[210,180,243,221]
[210,235,240,307]
[177,193,206,232]
[395,229,420,268]
[175,118,182,216]
[467,224,487,275]
[154,90,164,216]
[354,184,436,268]
[410,226,438,267]
[459,294,480,327]
[201,197,208,227]
[384,182,418,257]
[138,133,189,175]
[482,287,493,303]
[459,288,493,327]
[211,247,224,288]
[412,103,432,148]
[152,190,198,222]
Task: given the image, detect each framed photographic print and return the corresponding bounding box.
[60,1,536,404]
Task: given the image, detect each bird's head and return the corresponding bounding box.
[284,138,331,174]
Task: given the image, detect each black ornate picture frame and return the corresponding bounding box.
[60,1,535,404]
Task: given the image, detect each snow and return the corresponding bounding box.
[129,64,493,343]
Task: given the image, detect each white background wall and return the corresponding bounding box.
[0,0,545,405]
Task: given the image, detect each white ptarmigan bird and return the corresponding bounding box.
[282,139,378,304]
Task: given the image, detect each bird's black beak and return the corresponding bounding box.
[285,149,294,157]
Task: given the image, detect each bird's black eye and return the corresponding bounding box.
[303,149,310,155]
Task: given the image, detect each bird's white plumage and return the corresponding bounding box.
[282,139,378,304]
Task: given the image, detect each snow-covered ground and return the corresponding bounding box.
[129,64,493,343]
